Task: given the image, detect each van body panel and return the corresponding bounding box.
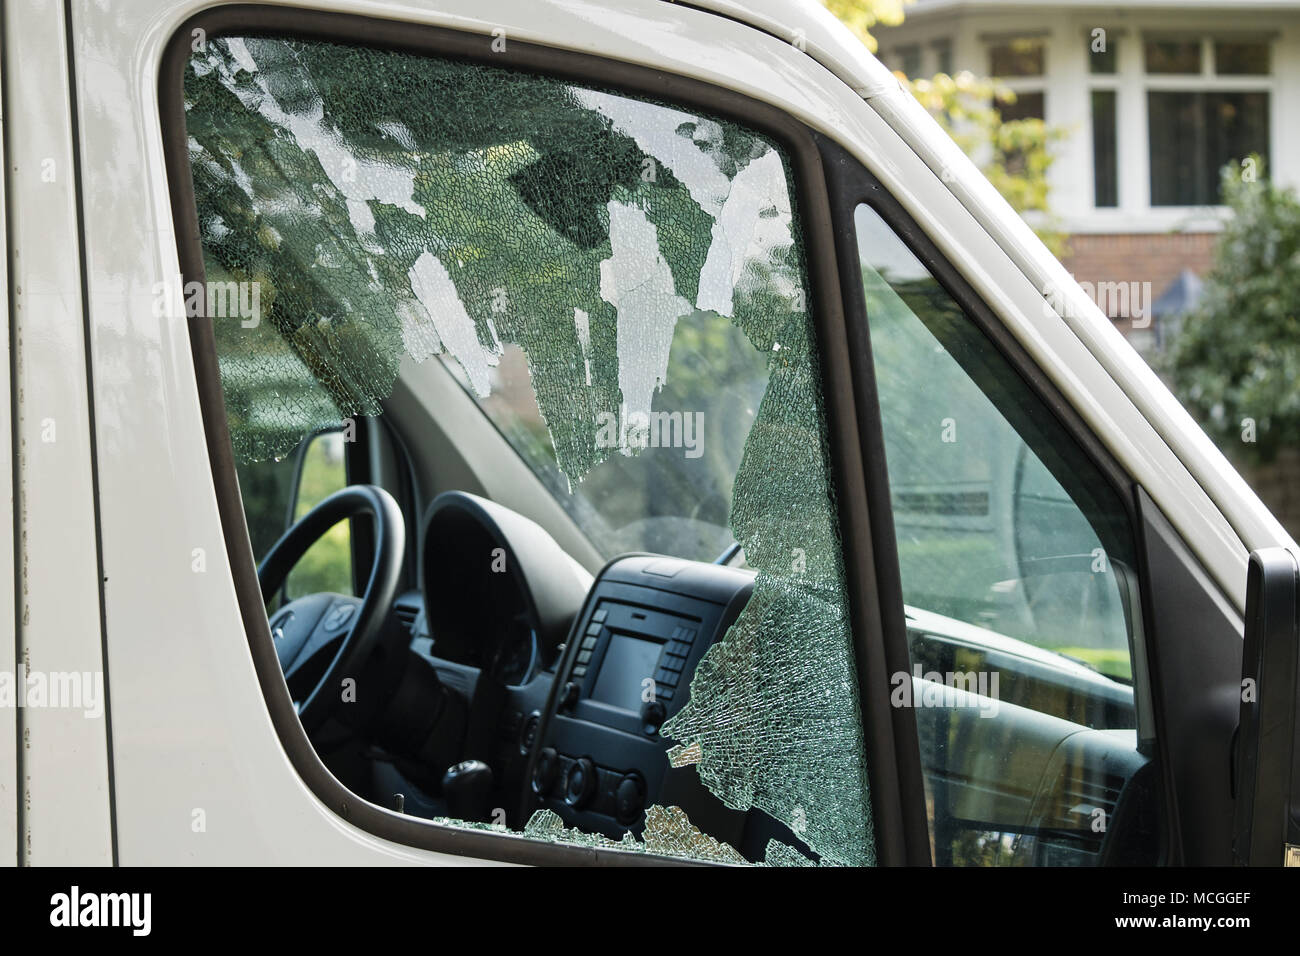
[0,4,16,867]
[6,0,114,865]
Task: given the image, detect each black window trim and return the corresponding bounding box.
[159,3,908,866]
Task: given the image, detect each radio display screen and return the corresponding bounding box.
[590,634,662,710]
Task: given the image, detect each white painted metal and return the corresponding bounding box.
[27,0,1287,864]
[0,17,17,867]
[6,0,113,865]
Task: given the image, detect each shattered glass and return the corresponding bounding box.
[187,36,872,865]
[523,806,749,864]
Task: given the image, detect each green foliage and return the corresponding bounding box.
[819,0,908,51]
[234,431,353,601]
[908,74,1068,256]
[1166,159,1300,466]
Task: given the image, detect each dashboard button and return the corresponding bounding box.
[323,603,355,632]
[614,773,646,825]
[592,608,608,623]
[565,757,597,809]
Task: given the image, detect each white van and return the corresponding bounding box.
[2,0,1296,867]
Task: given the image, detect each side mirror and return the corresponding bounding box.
[1233,547,1300,866]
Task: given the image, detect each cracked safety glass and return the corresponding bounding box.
[185,34,872,866]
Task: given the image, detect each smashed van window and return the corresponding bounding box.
[186,35,872,865]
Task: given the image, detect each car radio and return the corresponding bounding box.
[525,554,754,838]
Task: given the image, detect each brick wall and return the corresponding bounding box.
[1061,233,1216,301]
[1064,232,1300,543]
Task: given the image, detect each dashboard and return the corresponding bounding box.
[361,491,1158,865]
[393,550,762,845]
[526,555,754,839]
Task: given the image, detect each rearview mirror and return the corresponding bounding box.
[1233,547,1300,866]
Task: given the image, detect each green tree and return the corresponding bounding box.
[1166,160,1300,465]
[820,0,907,49]
[822,1,1067,255]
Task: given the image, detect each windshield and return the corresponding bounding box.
[437,328,767,563]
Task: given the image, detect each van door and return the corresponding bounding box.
[68,0,1265,866]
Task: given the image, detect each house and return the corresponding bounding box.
[872,0,1300,350]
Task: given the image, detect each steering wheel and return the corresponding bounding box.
[257,484,405,735]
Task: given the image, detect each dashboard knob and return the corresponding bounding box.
[532,746,559,795]
[519,711,541,753]
[640,700,666,735]
[614,773,646,826]
[560,681,580,711]
[442,759,494,822]
[564,756,597,809]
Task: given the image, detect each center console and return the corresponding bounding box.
[524,554,754,839]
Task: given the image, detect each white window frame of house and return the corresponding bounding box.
[1141,33,1274,201]
[978,30,1050,228]
[1076,29,1275,233]
[886,37,954,80]
[874,19,1278,236]
[1084,27,1123,212]
[929,37,953,77]
[880,42,918,77]
[982,30,1049,117]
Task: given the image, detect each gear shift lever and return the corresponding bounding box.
[442,759,494,822]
